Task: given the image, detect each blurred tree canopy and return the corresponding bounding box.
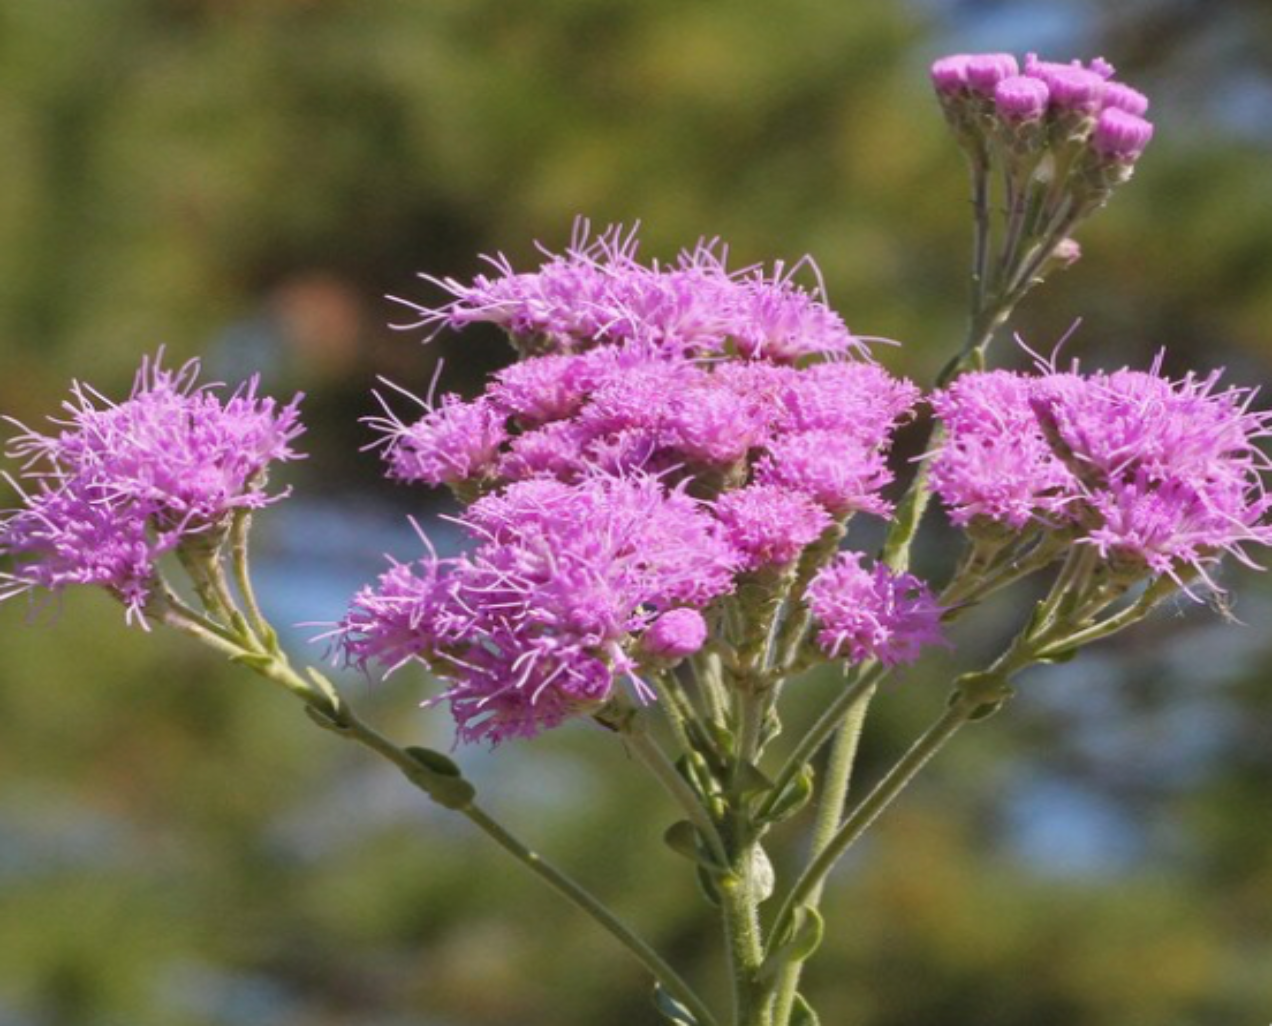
[1,1,1271,1024]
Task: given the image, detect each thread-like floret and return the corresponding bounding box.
[393,222,866,364]
[714,484,832,570]
[1,356,303,621]
[336,475,739,744]
[805,553,946,666]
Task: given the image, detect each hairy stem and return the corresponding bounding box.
[756,665,884,823]
[624,722,729,867]
[161,570,720,1026]
[770,675,876,1025]
[766,694,978,962]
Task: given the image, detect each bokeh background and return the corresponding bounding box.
[2,1,1271,1024]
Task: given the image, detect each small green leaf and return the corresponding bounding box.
[651,984,698,1025]
[304,705,340,731]
[764,764,815,825]
[230,651,275,672]
[405,746,463,778]
[760,906,825,983]
[733,759,774,798]
[662,820,700,862]
[403,747,476,810]
[790,994,821,1026]
[966,700,1005,721]
[785,906,824,962]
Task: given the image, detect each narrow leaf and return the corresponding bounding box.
[651,984,698,1025]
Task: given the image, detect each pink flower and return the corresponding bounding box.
[805,552,946,666]
[1,355,303,622]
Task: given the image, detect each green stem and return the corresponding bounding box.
[230,507,276,651]
[161,586,719,1026]
[624,723,729,867]
[770,677,877,1026]
[696,649,732,731]
[756,665,884,822]
[460,801,719,1026]
[651,670,712,761]
[1036,577,1175,658]
[720,844,770,1026]
[766,695,978,964]
[969,153,992,318]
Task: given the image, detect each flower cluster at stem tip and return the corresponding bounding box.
[0,356,303,623]
[2,50,1269,752]
[931,51,1154,171]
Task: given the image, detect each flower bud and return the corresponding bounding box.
[930,54,972,94]
[1101,81,1150,116]
[643,608,708,660]
[1092,108,1154,162]
[994,75,1050,121]
[966,53,1019,94]
[1041,66,1106,114]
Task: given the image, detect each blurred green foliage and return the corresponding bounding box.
[2,1,1271,1024]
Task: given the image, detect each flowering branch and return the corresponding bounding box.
[6,47,1265,1026]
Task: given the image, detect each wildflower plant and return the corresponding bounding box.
[2,51,1265,1026]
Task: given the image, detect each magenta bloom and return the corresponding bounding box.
[934,358,1272,588]
[930,55,972,94]
[805,553,946,667]
[371,394,507,488]
[758,432,895,518]
[714,484,832,571]
[644,608,709,660]
[930,371,1075,530]
[933,50,1153,172]
[1101,81,1150,117]
[965,53,1020,94]
[1,356,303,621]
[1091,108,1154,162]
[1030,359,1272,584]
[994,75,1050,121]
[338,475,739,744]
[393,222,866,364]
[772,361,919,441]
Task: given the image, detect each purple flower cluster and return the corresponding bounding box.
[337,476,737,744]
[931,357,1272,586]
[806,553,946,667]
[375,336,918,517]
[395,222,867,363]
[931,51,1154,164]
[0,357,303,621]
[335,226,950,741]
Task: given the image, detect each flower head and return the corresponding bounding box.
[994,75,1051,121]
[805,552,946,666]
[643,608,709,660]
[394,221,866,364]
[1091,108,1154,162]
[930,371,1074,530]
[337,475,739,744]
[934,357,1272,590]
[1029,358,1272,585]
[371,394,507,489]
[757,431,894,518]
[714,484,831,571]
[1,356,303,621]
